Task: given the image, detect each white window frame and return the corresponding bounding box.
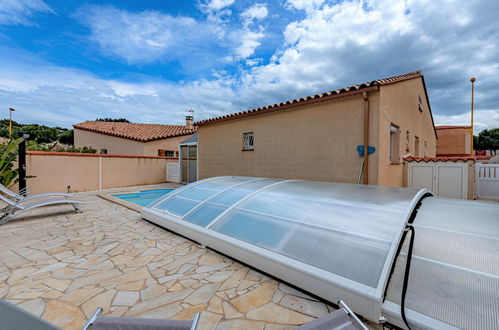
[242,132,254,151]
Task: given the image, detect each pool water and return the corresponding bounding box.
[113,189,174,207]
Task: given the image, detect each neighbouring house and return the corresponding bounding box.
[196,71,437,187]
[435,125,472,156]
[73,116,197,156]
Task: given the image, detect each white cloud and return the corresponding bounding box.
[204,0,235,11]
[235,30,265,59]
[286,0,326,12]
[234,3,269,60]
[0,0,53,25]
[1,0,499,134]
[435,110,499,135]
[77,6,220,65]
[241,3,268,23]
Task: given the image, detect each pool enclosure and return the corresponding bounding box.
[142,176,499,329]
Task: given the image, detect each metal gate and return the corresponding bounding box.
[476,164,499,200]
[407,161,468,199]
[167,163,180,183]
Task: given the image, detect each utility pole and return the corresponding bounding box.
[470,78,476,155]
[18,133,29,196]
[8,107,15,139]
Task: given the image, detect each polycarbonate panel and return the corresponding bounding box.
[156,196,200,216]
[210,180,418,287]
[147,177,423,291]
[183,203,228,227]
[209,178,281,206]
[385,197,499,329]
[239,190,402,241]
[212,208,391,287]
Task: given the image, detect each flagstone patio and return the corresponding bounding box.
[0,185,373,330]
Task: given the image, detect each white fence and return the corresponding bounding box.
[476,164,499,200]
[407,161,468,199]
[167,163,180,183]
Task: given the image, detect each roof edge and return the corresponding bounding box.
[196,85,379,127]
[73,122,197,142]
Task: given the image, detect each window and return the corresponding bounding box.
[405,131,410,152]
[390,125,400,163]
[418,95,423,112]
[414,136,420,157]
[424,141,428,157]
[242,132,254,151]
[158,149,176,157]
[100,149,107,154]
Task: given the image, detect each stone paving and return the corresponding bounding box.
[0,185,349,330]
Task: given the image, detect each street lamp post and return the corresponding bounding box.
[8,107,15,140]
[470,78,476,156]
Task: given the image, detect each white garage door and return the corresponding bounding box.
[408,162,468,199]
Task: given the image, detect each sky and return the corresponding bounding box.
[0,0,498,133]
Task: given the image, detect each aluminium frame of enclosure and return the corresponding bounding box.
[142,176,429,323]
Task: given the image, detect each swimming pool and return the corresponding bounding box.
[113,189,174,207]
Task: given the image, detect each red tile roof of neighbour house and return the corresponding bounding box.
[404,155,493,162]
[73,121,197,142]
[196,71,426,126]
[435,125,471,130]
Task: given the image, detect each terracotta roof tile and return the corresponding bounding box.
[73,121,197,142]
[404,155,493,162]
[196,71,423,126]
[435,125,471,130]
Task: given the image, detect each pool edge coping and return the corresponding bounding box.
[98,193,143,213]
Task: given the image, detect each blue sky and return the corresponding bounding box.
[0,0,498,132]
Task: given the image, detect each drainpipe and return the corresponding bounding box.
[363,92,369,184]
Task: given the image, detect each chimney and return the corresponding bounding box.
[185,115,194,130]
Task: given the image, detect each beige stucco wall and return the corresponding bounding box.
[143,135,192,156]
[25,152,177,194]
[199,93,380,184]
[74,129,194,156]
[377,78,437,187]
[436,127,471,155]
[74,129,145,155]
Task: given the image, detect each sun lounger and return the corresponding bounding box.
[0,300,199,330]
[296,300,368,330]
[0,193,83,225]
[82,308,199,330]
[0,299,60,330]
[0,183,72,202]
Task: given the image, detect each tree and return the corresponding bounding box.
[474,128,499,150]
[0,138,23,187]
[95,118,130,123]
[58,129,74,145]
[0,120,74,145]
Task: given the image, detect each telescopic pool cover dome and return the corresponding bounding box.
[142,176,499,329]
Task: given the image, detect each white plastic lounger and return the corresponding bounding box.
[82,308,199,330]
[0,193,83,225]
[0,300,199,330]
[0,300,60,330]
[0,183,72,202]
[296,301,368,330]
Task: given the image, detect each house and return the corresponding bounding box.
[435,125,472,156]
[73,116,197,157]
[195,71,437,187]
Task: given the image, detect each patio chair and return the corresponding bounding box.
[0,183,72,202]
[82,308,200,330]
[296,300,368,330]
[0,193,83,225]
[0,300,199,330]
[0,299,60,330]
